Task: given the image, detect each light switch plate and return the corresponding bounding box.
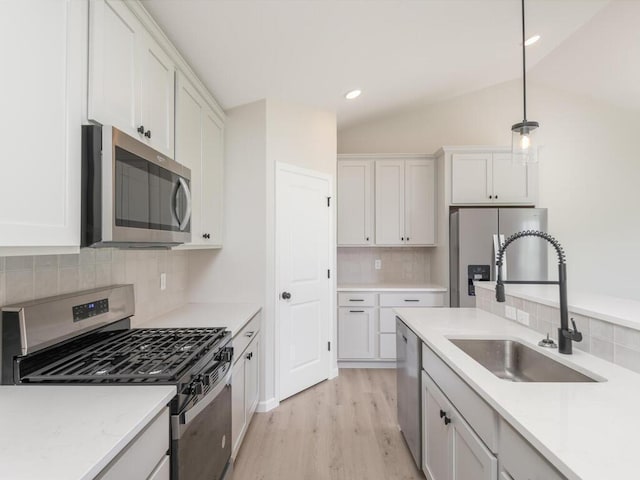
[160,273,167,291]
[505,306,517,320]
[374,259,382,270]
[517,309,530,326]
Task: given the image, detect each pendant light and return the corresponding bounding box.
[512,0,539,165]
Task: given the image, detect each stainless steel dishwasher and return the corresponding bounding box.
[396,316,421,469]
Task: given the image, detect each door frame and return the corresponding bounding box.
[274,162,337,403]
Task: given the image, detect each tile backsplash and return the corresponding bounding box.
[337,247,433,284]
[0,249,188,326]
[475,287,640,374]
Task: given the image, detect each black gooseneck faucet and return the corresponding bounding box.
[495,230,582,354]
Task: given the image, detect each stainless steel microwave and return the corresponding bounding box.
[81,125,192,248]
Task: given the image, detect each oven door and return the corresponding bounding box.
[171,363,232,480]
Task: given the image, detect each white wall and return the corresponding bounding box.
[188,98,337,410]
[338,80,640,301]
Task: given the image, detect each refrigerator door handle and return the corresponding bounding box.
[493,234,507,280]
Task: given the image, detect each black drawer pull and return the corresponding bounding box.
[245,331,254,338]
[439,409,446,418]
[404,299,420,302]
[349,310,365,313]
[349,299,365,302]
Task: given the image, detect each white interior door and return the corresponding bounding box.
[277,165,331,401]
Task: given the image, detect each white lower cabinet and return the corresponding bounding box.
[231,314,261,458]
[338,307,376,359]
[97,408,169,480]
[422,371,497,480]
[338,291,444,365]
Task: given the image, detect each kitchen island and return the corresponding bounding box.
[0,385,175,480]
[395,307,640,480]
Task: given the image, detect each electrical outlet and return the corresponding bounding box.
[516,309,530,326]
[505,306,517,320]
[374,259,382,270]
[160,273,167,291]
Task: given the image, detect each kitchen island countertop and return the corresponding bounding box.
[0,385,175,480]
[395,306,640,480]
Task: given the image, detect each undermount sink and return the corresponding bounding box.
[449,338,600,383]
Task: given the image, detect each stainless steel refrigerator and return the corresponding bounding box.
[450,208,548,307]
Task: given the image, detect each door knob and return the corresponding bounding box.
[281,291,291,300]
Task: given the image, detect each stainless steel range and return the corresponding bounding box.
[1,284,233,480]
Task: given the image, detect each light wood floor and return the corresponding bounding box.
[233,369,424,480]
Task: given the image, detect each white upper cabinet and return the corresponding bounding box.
[451,150,536,205]
[337,160,374,246]
[0,0,84,254]
[175,72,224,248]
[89,0,175,158]
[375,158,436,246]
[139,31,175,156]
[375,160,405,246]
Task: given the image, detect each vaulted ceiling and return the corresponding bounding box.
[142,0,632,127]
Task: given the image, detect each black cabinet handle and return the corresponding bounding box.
[402,335,407,343]
[366,237,369,241]
[202,233,211,239]
[401,237,404,241]
[145,130,152,139]
[137,125,145,134]
[246,352,253,360]
[281,291,291,300]
[439,409,446,418]
[444,416,451,426]
[406,237,410,241]
[349,310,365,313]
[404,299,419,302]
[495,195,498,199]
[349,299,364,302]
[245,331,254,338]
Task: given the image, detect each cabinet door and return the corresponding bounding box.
[338,308,376,359]
[175,73,204,244]
[491,153,535,204]
[244,334,260,421]
[405,159,436,245]
[379,308,397,333]
[379,333,396,359]
[231,358,246,455]
[201,108,224,246]
[451,409,498,480]
[451,153,493,204]
[422,371,453,480]
[88,0,141,136]
[337,160,373,245]
[375,160,405,245]
[139,32,175,157]
[0,0,83,251]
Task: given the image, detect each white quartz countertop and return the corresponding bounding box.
[475,281,640,331]
[0,385,175,480]
[139,303,262,336]
[395,307,640,480]
[337,283,447,292]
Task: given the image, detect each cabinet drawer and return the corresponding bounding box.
[338,292,377,307]
[422,343,498,453]
[98,408,169,480]
[499,420,566,480]
[233,311,261,363]
[379,292,444,307]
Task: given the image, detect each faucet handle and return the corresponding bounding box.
[568,318,583,342]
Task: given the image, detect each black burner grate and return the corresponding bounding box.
[22,328,226,382]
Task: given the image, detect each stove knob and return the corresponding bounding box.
[191,381,204,395]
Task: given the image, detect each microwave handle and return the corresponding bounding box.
[176,178,192,231]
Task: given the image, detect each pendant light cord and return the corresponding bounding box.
[521,0,527,121]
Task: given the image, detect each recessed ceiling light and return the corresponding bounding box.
[345,89,362,100]
[524,34,541,46]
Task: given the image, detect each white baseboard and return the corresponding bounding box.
[256,397,279,412]
[338,361,397,369]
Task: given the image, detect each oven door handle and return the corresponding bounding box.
[172,364,232,440]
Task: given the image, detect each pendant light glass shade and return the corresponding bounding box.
[511,120,539,164]
[512,0,540,165]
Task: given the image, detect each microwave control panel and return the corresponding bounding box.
[73,298,109,322]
